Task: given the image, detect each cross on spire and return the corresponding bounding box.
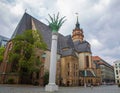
[25,9,27,13]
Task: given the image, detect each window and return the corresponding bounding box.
[86,56,89,68]
[74,72,75,76]
[116,70,118,75]
[74,64,75,69]
[117,80,119,83]
[11,61,18,72]
[76,72,77,76]
[117,76,119,78]
[68,72,69,76]
[36,72,39,79]
[68,63,69,68]
[115,64,117,68]
[91,79,93,83]
[76,64,78,70]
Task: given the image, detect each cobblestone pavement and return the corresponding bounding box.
[0,84,120,93]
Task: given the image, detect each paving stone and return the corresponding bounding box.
[0,85,120,93]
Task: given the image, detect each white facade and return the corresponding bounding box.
[114,60,120,84]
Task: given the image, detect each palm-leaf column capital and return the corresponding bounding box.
[46,12,66,33]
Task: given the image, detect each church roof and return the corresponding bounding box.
[11,12,91,55]
[61,48,77,57]
[12,13,32,38]
[65,35,75,49]
[74,40,91,53]
[31,16,52,50]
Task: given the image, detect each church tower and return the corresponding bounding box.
[72,15,84,42]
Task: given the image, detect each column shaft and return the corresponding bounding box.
[49,33,58,84]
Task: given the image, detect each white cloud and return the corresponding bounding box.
[100,56,116,65]
[93,0,110,12]
[0,0,120,65]
[90,39,103,50]
[11,4,24,16]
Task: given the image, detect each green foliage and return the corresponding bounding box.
[13,30,34,44]
[9,30,47,77]
[35,56,41,65]
[0,56,3,63]
[33,81,39,86]
[29,56,42,73]
[46,13,66,32]
[7,78,14,84]
[9,53,19,63]
[43,71,49,86]
[0,46,5,55]
[0,46,5,62]
[32,30,47,50]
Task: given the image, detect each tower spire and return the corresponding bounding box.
[75,13,80,29]
[72,13,84,42]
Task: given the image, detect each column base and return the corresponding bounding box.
[84,83,87,88]
[45,83,58,92]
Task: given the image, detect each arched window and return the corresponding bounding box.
[68,63,69,68]
[86,56,89,68]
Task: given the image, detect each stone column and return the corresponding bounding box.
[45,32,58,92]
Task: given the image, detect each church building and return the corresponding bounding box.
[0,13,101,86]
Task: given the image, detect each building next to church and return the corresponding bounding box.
[92,56,115,84]
[114,60,120,84]
[0,12,101,86]
[0,35,9,47]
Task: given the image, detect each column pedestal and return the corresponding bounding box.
[45,83,58,92]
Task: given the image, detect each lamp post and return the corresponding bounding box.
[84,70,87,88]
[45,13,66,92]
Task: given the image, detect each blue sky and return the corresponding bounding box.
[0,0,120,65]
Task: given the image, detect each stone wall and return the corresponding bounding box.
[61,56,79,86]
[0,73,19,84]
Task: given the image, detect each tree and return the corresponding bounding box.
[0,46,5,62]
[9,30,47,84]
[43,71,49,86]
